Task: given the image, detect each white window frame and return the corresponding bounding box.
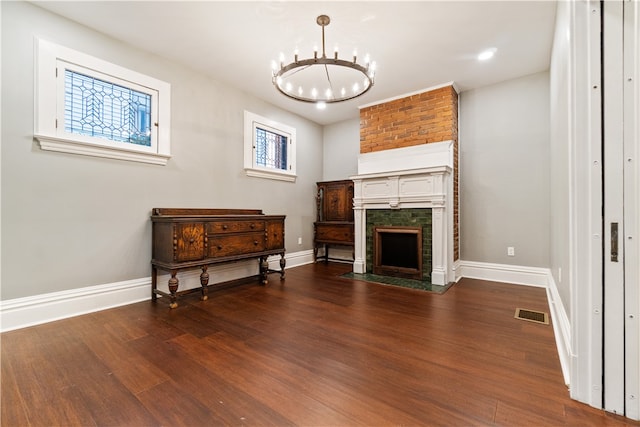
[243,111,296,182]
[34,38,171,165]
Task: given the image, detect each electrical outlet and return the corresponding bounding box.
[507,246,515,256]
[298,237,302,245]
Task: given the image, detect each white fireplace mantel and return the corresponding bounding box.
[350,141,454,285]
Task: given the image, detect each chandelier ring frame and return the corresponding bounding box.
[271,14,376,104]
[272,57,374,104]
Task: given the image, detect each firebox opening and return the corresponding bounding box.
[374,226,422,280]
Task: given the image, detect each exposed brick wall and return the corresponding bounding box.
[360,85,460,261]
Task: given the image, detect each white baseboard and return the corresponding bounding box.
[0,250,314,333]
[457,260,549,287]
[545,273,572,386]
[0,277,150,333]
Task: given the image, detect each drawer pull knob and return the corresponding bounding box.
[190,238,195,243]
[250,223,255,229]
[254,240,258,245]
[222,225,228,230]
[217,245,222,250]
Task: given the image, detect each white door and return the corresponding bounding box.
[603,0,639,418]
[622,0,639,420]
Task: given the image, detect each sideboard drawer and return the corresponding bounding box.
[208,220,265,234]
[315,223,354,243]
[208,232,266,257]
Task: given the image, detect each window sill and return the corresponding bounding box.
[245,168,297,182]
[34,134,171,166]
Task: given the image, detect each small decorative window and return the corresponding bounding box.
[244,111,296,182]
[34,39,171,165]
[64,69,152,146]
[255,126,287,170]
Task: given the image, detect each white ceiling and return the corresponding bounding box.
[32,1,558,126]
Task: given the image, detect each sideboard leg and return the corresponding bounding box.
[168,271,179,309]
[279,253,286,280]
[151,266,158,301]
[200,265,209,301]
[259,256,269,285]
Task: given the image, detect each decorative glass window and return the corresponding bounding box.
[255,127,288,170]
[64,70,152,146]
[244,111,296,182]
[34,39,171,165]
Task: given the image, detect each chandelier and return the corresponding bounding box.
[271,15,376,105]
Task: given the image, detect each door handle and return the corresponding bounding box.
[611,222,619,262]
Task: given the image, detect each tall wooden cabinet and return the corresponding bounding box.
[313,180,354,262]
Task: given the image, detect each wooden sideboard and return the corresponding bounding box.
[151,208,285,308]
[313,180,355,262]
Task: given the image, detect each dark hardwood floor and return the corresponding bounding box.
[2,262,638,426]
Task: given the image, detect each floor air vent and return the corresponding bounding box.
[515,308,549,325]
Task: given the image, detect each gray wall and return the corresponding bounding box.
[549,3,572,318]
[1,1,322,300]
[459,71,550,267]
[548,1,572,317]
[322,118,360,181]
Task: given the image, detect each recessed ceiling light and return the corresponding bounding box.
[478,48,497,61]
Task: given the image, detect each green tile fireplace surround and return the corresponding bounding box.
[366,208,432,281]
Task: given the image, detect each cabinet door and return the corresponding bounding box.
[266,220,284,250]
[174,223,205,262]
[323,184,351,222]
